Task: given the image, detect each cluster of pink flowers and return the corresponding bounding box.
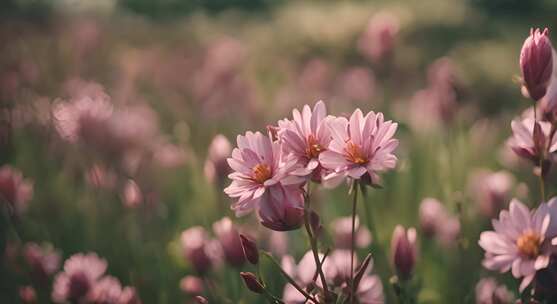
[0,165,33,216]
[51,252,141,304]
[224,101,399,230]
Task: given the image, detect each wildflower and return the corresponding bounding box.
[468,170,514,218]
[475,277,514,304]
[520,28,553,101]
[19,286,37,304]
[391,226,417,280]
[277,101,332,182]
[239,234,259,265]
[240,272,265,294]
[122,179,142,208]
[419,198,460,247]
[212,217,245,267]
[23,242,61,282]
[224,131,305,231]
[358,12,400,62]
[479,198,557,291]
[88,276,123,304]
[180,276,204,295]
[0,165,33,215]
[52,253,108,303]
[204,134,232,186]
[181,227,221,274]
[331,216,372,249]
[509,117,557,165]
[319,109,398,187]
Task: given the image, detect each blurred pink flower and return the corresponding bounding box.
[119,287,142,304]
[88,276,123,304]
[391,225,417,280]
[212,217,245,267]
[297,59,333,102]
[319,109,398,187]
[224,131,305,230]
[23,242,61,282]
[278,101,332,182]
[153,142,186,168]
[122,179,142,208]
[358,12,400,62]
[19,286,37,304]
[479,198,557,291]
[468,169,514,218]
[86,164,117,189]
[204,134,232,186]
[520,28,553,101]
[331,216,372,249]
[0,165,33,215]
[509,117,557,164]
[180,227,221,274]
[52,253,108,303]
[336,67,376,102]
[53,95,113,144]
[281,250,384,303]
[475,277,514,304]
[419,198,460,247]
[180,275,204,295]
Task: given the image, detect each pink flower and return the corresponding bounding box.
[520,28,553,101]
[52,253,108,303]
[468,170,514,218]
[391,226,417,280]
[19,286,37,304]
[122,179,142,208]
[204,134,232,186]
[358,12,399,62]
[180,276,204,295]
[23,242,61,282]
[53,95,113,144]
[278,101,332,182]
[119,287,141,304]
[509,117,557,164]
[281,250,384,303]
[331,216,372,249]
[475,277,514,304]
[0,165,33,215]
[479,198,557,291]
[319,109,398,187]
[418,198,460,247]
[224,131,305,230]
[180,227,222,274]
[88,276,123,304]
[212,217,245,267]
[335,67,376,102]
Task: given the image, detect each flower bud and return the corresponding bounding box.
[239,234,259,265]
[258,186,304,232]
[520,28,553,101]
[240,272,264,294]
[213,217,245,267]
[391,225,417,280]
[180,275,204,295]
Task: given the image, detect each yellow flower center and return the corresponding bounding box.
[516,230,542,258]
[252,164,272,184]
[345,141,368,165]
[306,135,324,159]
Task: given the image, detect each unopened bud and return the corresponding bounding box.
[240,272,264,294]
[239,234,259,265]
[520,28,553,101]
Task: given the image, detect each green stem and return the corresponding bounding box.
[304,187,331,302]
[350,181,359,304]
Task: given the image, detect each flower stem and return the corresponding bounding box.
[303,188,331,302]
[350,181,359,304]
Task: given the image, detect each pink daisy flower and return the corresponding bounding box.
[52,253,108,303]
[224,131,305,231]
[479,198,557,291]
[319,109,398,187]
[509,117,557,163]
[277,100,332,181]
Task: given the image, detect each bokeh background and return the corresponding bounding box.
[2,0,557,303]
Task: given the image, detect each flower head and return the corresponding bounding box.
[319,109,398,187]
[23,242,61,282]
[180,227,222,274]
[278,101,332,182]
[0,165,33,215]
[509,117,557,164]
[224,131,305,230]
[212,217,245,267]
[479,198,557,291]
[475,277,514,304]
[358,12,399,62]
[204,134,232,186]
[520,28,554,101]
[331,216,372,249]
[52,253,108,303]
[468,170,514,218]
[391,226,417,280]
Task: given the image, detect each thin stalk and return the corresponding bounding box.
[261,251,319,304]
[350,181,359,304]
[534,103,547,203]
[303,187,331,302]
